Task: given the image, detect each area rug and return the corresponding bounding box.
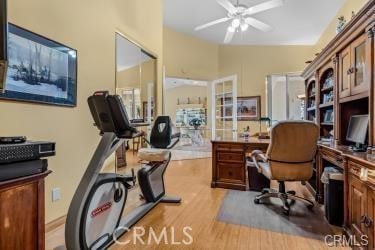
[217,190,333,241]
[171,140,212,161]
[170,149,211,161]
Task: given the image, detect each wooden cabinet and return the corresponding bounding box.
[211,139,269,191]
[367,186,375,249]
[0,171,51,250]
[338,35,368,100]
[347,159,375,249]
[348,173,367,239]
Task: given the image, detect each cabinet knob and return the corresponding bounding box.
[365,217,373,228]
[360,215,366,223]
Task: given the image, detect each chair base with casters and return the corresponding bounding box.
[253,181,314,216]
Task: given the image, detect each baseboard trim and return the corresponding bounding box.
[45,215,66,233]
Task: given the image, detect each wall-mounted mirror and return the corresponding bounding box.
[115,33,156,123]
[115,33,157,168]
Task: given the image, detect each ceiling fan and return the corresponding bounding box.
[194,0,284,43]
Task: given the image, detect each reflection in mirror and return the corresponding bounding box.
[115,33,157,168]
[115,33,156,123]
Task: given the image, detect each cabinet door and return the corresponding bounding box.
[367,186,375,249]
[350,35,368,95]
[339,46,351,98]
[348,173,367,238]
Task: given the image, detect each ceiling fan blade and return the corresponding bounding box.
[195,17,231,31]
[243,0,284,16]
[223,29,235,44]
[245,17,272,32]
[217,0,237,14]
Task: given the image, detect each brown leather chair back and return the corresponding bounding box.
[265,121,319,181]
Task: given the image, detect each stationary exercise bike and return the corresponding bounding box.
[65,91,181,250]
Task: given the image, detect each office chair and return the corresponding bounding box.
[143,116,180,149]
[251,120,319,215]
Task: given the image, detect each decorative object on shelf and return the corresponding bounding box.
[258,117,271,139]
[237,96,261,121]
[336,16,346,34]
[351,11,356,20]
[0,23,77,106]
[243,126,250,141]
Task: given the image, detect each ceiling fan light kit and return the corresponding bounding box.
[195,0,285,43]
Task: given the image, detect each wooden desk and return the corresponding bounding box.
[211,137,269,191]
[317,143,375,248]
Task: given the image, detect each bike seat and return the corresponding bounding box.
[138,148,170,162]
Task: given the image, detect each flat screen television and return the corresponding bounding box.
[0,0,7,93]
[346,114,369,152]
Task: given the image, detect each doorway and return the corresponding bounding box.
[164,77,209,147]
[266,73,305,123]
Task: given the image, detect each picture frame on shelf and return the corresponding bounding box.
[0,23,77,106]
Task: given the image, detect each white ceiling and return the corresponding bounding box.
[163,0,346,45]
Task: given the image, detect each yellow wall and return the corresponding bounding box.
[218,45,314,132]
[163,27,219,80]
[1,0,163,223]
[314,0,369,52]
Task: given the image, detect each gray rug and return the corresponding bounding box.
[217,190,333,241]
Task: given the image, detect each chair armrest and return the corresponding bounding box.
[250,150,267,173]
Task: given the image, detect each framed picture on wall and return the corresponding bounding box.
[237,96,261,121]
[0,23,77,106]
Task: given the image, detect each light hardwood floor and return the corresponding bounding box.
[46,153,348,250]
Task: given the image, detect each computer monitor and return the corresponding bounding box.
[346,114,369,151]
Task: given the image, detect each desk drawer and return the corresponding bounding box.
[215,143,244,152]
[217,151,244,163]
[217,163,244,182]
[320,148,343,168]
[348,161,362,178]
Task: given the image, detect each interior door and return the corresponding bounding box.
[211,75,237,140]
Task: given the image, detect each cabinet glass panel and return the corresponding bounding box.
[354,42,366,87]
[340,50,350,92]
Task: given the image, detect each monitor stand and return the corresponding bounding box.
[349,143,367,152]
